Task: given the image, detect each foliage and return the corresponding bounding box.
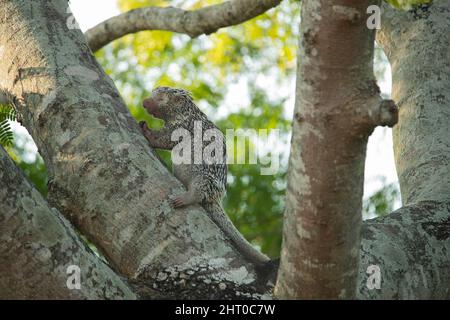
[6,129,48,196]
[1,95,47,196]
[386,0,432,10]
[363,183,400,218]
[0,104,15,147]
[16,157,48,196]
[216,87,290,256]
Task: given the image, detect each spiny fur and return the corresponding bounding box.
[140,86,269,267]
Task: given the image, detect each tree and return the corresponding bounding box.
[0,0,449,299]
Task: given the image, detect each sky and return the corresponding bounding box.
[13,0,401,215]
[70,0,120,31]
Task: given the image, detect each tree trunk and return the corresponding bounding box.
[356,1,450,299]
[275,0,397,299]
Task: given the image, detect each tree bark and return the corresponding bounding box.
[358,201,450,299]
[0,147,136,299]
[275,0,397,299]
[377,2,450,206]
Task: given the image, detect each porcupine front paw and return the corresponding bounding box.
[171,192,191,208]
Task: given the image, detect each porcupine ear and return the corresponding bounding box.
[182,89,193,101]
[171,89,192,105]
[171,88,192,100]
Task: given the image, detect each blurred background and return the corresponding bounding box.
[2,0,401,259]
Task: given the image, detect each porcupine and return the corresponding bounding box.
[139,86,271,268]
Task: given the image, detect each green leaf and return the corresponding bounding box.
[0,104,16,147]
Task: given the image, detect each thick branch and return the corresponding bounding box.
[0,147,136,299]
[85,0,282,52]
[357,201,450,299]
